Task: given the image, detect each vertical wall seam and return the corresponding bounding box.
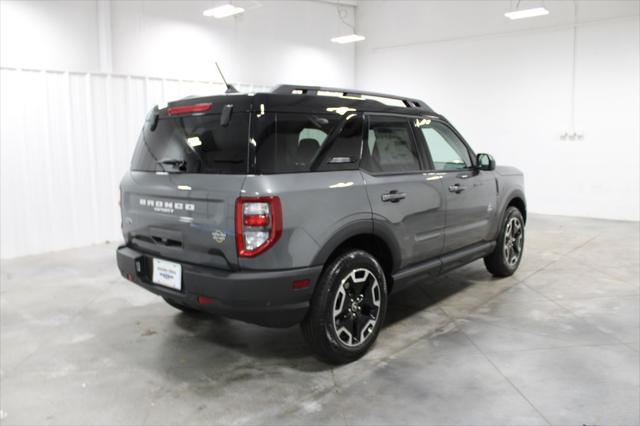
[40,70,57,248]
[83,73,101,241]
[63,71,80,245]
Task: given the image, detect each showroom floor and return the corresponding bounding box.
[0,214,638,425]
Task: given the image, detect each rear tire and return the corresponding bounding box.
[484,206,525,277]
[163,297,200,315]
[301,250,388,364]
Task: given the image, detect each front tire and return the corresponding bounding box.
[484,206,525,277]
[301,250,388,364]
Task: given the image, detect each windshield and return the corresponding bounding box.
[131,113,250,174]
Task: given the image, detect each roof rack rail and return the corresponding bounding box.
[272,85,430,110]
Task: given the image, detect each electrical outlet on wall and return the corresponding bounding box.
[560,131,584,141]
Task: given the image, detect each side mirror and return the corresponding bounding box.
[477,153,496,171]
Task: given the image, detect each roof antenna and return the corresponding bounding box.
[215,62,238,94]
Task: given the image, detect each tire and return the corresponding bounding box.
[301,250,388,364]
[484,206,525,277]
[163,297,200,315]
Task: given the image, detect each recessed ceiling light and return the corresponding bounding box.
[330,34,366,44]
[203,4,245,19]
[504,7,549,20]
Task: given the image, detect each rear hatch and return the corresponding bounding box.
[120,101,250,271]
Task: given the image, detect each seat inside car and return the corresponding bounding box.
[295,138,320,167]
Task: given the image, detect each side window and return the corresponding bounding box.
[361,116,421,173]
[252,113,339,173]
[416,120,472,171]
[296,128,328,169]
[316,114,364,172]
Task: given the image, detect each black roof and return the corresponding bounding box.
[163,85,438,117]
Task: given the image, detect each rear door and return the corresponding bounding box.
[120,108,250,271]
[361,115,445,270]
[413,119,497,253]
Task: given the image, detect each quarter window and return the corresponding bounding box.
[416,120,472,171]
[251,113,363,173]
[252,113,339,173]
[361,116,421,173]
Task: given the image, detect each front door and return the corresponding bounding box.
[413,119,497,253]
[361,115,445,270]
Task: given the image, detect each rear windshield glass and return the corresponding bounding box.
[251,113,363,173]
[131,113,249,174]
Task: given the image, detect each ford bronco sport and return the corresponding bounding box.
[116,85,526,364]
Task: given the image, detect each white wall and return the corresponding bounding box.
[356,0,640,221]
[0,1,101,71]
[110,0,356,86]
[0,0,356,87]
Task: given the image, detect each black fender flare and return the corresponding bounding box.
[311,218,401,272]
[500,189,527,226]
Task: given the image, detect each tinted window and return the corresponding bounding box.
[361,116,421,173]
[316,114,363,172]
[252,113,361,173]
[131,113,249,174]
[416,119,471,171]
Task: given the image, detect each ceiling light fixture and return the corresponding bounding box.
[331,4,364,44]
[203,4,245,19]
[331,34,365,44]
[504,6,549,20]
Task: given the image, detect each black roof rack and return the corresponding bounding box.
[272,84,430,110]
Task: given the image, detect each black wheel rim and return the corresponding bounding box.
[503,217,524,266]
[332,268,381,347]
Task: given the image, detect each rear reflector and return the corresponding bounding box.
[168,103,212,116]
[292,279,310,290]
[197,296,214,305]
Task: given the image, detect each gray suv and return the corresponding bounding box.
[117,85,526,363]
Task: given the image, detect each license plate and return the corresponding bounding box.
[152,258,182,291]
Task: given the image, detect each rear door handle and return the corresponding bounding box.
[381,191,407,203]
[449,184,466,193]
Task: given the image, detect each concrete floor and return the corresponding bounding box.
[0,214,638,425]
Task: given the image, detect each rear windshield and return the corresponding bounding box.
[130,110,363,174]
[131,113,249,174]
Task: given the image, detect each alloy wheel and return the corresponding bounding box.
[331,268,381,347]
[503,217,524,266]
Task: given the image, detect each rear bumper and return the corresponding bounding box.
[116,246,323,327]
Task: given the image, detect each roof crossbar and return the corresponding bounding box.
[272,85,430,110]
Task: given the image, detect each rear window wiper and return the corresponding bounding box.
[157,159,186,172]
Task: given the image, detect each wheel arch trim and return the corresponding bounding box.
[503,190,527,223]
[311,219,401,272]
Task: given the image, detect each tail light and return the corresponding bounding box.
[235,196,282,257]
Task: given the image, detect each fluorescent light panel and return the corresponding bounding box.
[203,4,245,18]
[331,34,366,44]
[504,7,549,20]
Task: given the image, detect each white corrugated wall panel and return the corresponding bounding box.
[0,67,271,259]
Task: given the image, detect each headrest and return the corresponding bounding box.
[295,138,320,165]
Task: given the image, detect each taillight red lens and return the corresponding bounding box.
[235,196,282,257]
[167,103,212,116]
